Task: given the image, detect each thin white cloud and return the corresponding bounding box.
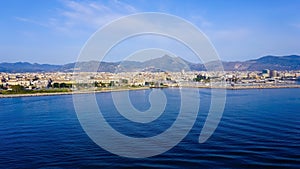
[15,17,49,27]
[57,0,138,30]
[15,0,138,33]
[189,15,213,28]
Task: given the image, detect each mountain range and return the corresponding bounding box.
[0,55,300,73]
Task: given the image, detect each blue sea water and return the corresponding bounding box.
[0,88,299,169]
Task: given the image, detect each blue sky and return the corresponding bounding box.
[0,0,300,64]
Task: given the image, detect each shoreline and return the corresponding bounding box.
[198,84,300,90]
[0,85,300,98]
[0,87,150,98]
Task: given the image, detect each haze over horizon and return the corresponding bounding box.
[1,0,300,64]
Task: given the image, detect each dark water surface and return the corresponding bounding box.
[0,88,299,169]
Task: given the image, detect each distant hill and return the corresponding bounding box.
[221,55,300,71]
[0,55,300,73]
[0,62,60,73]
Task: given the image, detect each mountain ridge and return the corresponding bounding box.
[0,55,299,73]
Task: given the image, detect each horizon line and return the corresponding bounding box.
[0,54,299,65]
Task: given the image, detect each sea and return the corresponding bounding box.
[0,88,299,169]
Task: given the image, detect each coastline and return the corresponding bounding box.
[1,85,300,98]
[199,84,300,90]
[0,87,150,98]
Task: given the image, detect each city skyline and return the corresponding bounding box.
[1,0,300,64]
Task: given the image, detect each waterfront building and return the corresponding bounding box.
[262,69,270,78]
[270,70,277,78]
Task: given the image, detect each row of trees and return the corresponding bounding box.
[1,80,149,92]
[194,74,211,83]
[52,83,72,88]
[0,83,73,91]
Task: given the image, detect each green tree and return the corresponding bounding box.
[109,81,115,87]
[53,83,59,88]
[59,83,66,88]
[65,83,72,88]
[11,85,25,93]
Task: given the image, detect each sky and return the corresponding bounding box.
[0,0,300,64]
